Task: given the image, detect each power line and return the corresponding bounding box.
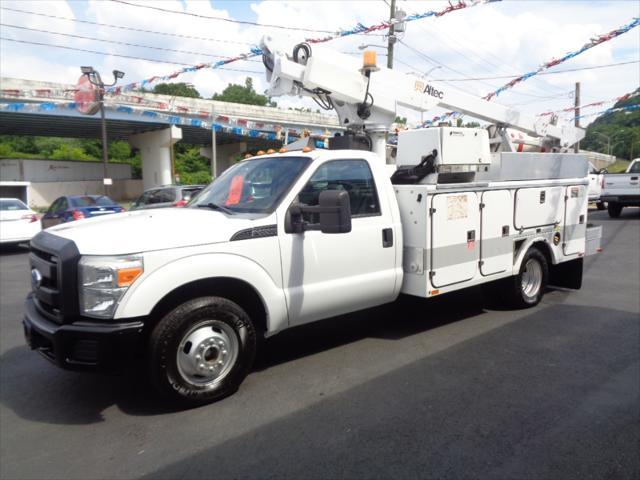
[0,7,254,45]
[0,37,263,73]
[432,60,639,81]
[111,0,335,34]
[0,24,261,62]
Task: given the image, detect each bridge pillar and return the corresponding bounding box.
[129,126,182,190]
[200,142,247,178]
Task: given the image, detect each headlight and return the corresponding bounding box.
[78,254,143,319]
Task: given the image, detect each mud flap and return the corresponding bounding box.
[550,258,583,290]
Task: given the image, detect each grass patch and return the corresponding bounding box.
[606,159,631,173]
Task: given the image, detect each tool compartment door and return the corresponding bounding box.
[563,185,587,255]
[430,192,479,288]
[480,190,512,276]
[514,187,563,230]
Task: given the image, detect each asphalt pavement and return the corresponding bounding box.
[1,208,638,479]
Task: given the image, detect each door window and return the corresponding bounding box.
[48,198,62,214]
[297,160,380,219]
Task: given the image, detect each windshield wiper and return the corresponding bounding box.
[197,202,236,215]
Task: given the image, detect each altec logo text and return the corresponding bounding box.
[423,84,444,99]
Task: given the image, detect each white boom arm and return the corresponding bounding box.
[260,36,585,151]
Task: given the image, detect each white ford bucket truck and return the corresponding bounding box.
[23,38,601,406]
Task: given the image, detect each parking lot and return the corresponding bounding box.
[0,208,638,479]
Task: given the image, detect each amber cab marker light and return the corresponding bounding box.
[256,150,266,155]
[266,148,275,154]
[302,146,313,152]
[279,148,288,153]
[244,154,252,159]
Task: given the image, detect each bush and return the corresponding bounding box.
[50,144,93,161]
[179,170,212,185]
[0,143,14,157]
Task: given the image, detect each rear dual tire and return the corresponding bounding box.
[484,248,548,309]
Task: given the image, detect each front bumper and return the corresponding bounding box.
[23,293,145,372]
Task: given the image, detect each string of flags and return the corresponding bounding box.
[570,103,640,121]
[537,91,639,117]
[110,0,502,94]
[0,101,336,145]
[483,17,640,100]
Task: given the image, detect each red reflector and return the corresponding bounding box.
[72,210,85,220]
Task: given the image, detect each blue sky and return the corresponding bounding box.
[1,0,638,126]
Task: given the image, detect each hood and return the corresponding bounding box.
[47,207,261,255]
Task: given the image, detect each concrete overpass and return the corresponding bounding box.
[0,77,342,188]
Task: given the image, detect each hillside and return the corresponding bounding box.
[581,88,640,160]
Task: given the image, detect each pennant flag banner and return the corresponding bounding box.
[484,17,640,100]
[110,0,502,94]
[0,101,336,144]
[572,103,640,121]
[537,91,639,117]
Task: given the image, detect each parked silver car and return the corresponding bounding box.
[130,185,205,210]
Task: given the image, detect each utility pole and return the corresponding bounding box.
[80,66,124,195]
[574,82,580,153]
[387,0,396,69]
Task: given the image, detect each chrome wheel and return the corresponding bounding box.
[176,320,239,387]
[521,258,543,300]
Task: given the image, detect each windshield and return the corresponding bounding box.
[0,199,28,211]
[191,156,311,213]
[70,196,116,207]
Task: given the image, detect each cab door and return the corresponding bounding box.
[279,159,398,326]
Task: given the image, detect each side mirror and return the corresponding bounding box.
[285,190,352,234]
[318,190,351,234]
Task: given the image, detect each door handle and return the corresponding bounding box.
[382,228,393,248]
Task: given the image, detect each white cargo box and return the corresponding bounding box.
[396,127,491,169]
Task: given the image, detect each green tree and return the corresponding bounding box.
[212,77,276,107]
[109,140,132,160]
[50,144,93,161]
[153,82,201,98]
[175,147,212,184]
[582,88,640,160]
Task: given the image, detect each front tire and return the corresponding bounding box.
[149,296,257,406]
[607,202,623,218]
[506,248,548,308]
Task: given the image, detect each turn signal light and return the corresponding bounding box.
[72,210,85,221]
[173,200,188,207]
[117,267,143,287]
